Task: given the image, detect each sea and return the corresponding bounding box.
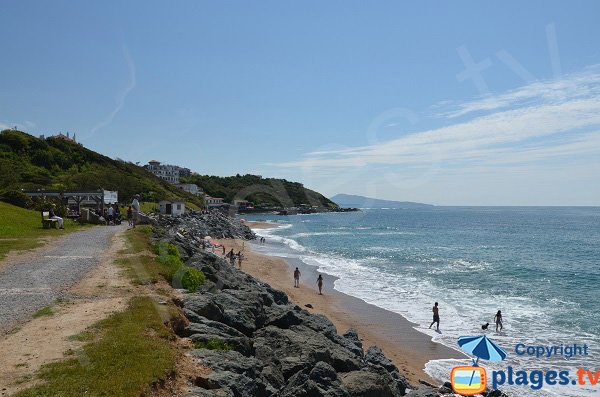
[243,207,600,397]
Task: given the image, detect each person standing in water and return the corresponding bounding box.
[429,302,440,331]
[293,267,301,288]
[494,310,503,332]
[316,274,323,295]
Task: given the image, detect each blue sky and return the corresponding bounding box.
[1,1,600,205]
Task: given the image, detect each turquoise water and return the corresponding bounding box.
[245,207,600,396]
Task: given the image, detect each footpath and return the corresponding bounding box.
[0,224,129,395]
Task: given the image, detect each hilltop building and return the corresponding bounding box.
[144,160,180,184]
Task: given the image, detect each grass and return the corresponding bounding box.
[0,201,87,260]
[118,225,152,255]
[193,338,232,351]
[14,297,176,397]
[67,330,96,342]
[118,229,205,292]
[116,256,161,285]
[32,305,54,318]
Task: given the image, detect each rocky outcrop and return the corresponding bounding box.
[155,217,508,397]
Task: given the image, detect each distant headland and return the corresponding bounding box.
[331,194,433,209]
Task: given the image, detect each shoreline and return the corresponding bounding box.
[216,223,463,385]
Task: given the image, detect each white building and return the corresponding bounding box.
[159,200,185,216]
[144,160,180,184]
[177,183,202,196]
[204,196,225,208]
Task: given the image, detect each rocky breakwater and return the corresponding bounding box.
[155,216,506,397]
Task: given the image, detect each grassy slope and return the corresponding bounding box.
[0,201,86,260]
[184,174,338,208]
[0,129,203,207]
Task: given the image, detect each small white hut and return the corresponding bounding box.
[159,200,185,216]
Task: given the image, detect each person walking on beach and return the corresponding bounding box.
[293,267,301,288]
[494,310,503,332]
[429,302,440,331]
[237,251,243,267]
[222,245,226,256]
[316,274,323,295]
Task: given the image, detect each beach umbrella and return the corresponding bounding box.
[458,335,507,386]
[458,335,507,364]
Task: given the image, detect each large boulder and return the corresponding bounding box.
[183,315,253,356]
[341,365,405,397]
[253,325,362,380]
[191,349,275,397]
[363,346,411,393]
[278,361,350,397]
[184,289,268,336]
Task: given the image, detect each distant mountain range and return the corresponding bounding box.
[331,194,433,209]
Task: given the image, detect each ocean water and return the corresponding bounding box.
[244,207,600,397]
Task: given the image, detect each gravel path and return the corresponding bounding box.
[0,225,124,330]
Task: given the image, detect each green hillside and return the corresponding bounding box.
[0,129,335,210]
[182,174,337,209]
[0,129,203,206]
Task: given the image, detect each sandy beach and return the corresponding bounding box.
[216,223,463,385]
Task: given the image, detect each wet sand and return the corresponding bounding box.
[215,232,463,385]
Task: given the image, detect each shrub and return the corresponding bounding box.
[0,189,32,208]
[180,267,206,293]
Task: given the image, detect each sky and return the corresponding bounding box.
[1,1,600,206]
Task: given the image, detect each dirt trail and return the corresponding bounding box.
[0,229,134,395]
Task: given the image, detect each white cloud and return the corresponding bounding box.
[275,66,600,174]
[439,65,600,118]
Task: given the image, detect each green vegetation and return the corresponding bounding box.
[0,129,203,208]
[1,129,336,211]
[14,297,176,397]
[67,330,96,342]
[193,338,232,351]
[182,173,337,208]
[118,228,205,292]
[32,305,54,318]
[153,242,205,292]
[0,201,85,260]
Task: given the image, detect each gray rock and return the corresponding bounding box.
[364,346,396,373]
[404,387,438,397]
[191,349,274,397]
[483,390,509,397]
[253,325,362,379]
[341,367,402,397]
[278,361,350,397]
[184,387,235,397]
[184,289,267,336]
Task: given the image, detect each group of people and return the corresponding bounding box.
[427,302,504,332]
[224,248,245,267]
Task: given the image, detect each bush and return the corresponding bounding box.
[180,267,206,293]
[152,241,205,292]
[0,189,32,208]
